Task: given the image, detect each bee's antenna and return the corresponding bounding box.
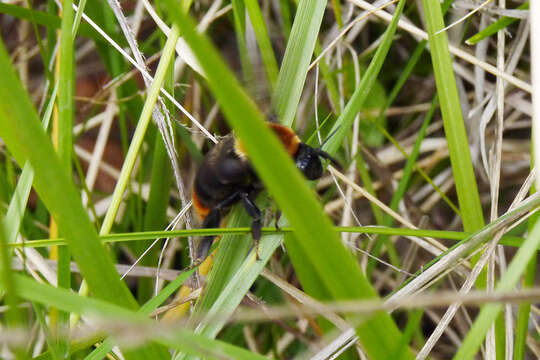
[312,125,342,169]
[319,125,341,149]
[316,149,342,170]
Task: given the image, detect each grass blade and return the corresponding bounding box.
[273,0,326,125]
[466,2,529,45]
[55,0,75,353]
[163,2,414,358]
[85,268,195,360]
[0,28,135,313]
[244,0,279,89]
[422,0,484,232]
[325,0,406,156]
[13,226,527,249]
[453,218,540,359]
[0,3,103,41]
[0,216,27,358]
[0,35,167,360]
[3,274,266,360]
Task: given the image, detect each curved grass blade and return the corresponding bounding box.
[324,0,406,156]
[244,0,279,89]
[0,3,104,41]
[85,268,195,360]
[188,227,284,346]
[367,95,438,275]
[387,193,540,302]
[0,215,27,358]
[0,29,135,313]
[2,274,266,360]
[273,0,327,126]
[514,180,538,359]
[466,2,529,45]
[452,218,540,360]
[163,2,414,359]
[189,208,253,318]
[231,0,254,83]
[0,36,167,360]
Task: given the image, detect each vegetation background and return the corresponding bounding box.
[0,0,537,359]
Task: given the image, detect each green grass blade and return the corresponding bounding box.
[137,60,175,302]
[99,25,180,235]
[231,0,254,82]
[2,0,85,250]
[4,274,265,359]
[15,226,527,248]
[0,2,105,41]
[355,151,384,223]
[33,303,62,360]
[0,34,167,360]
[365,40,430,273]
[330,0,342,28]
[466,2,529,45]
[273,0,326,125]
[137,129,173,301]
[392,309,424,359]
[0,29,136,312]
[163,2,414,359]
[325,0,406,156]
[514,184,538,360]
[56,0,75,353]
[2,0,89,250]
[314,42,341,114]
[180,223,283,360]
[244,0,279,90]
[23,0,53,84]
[285,0,408,344]
[283,228,333,299]
[367,95,438,275]
[85,269,195,360]
[72,0,87,34]
[190,208,252,314]
[278,0,292,39]
[422,0,484,232]
[58,1,75,163]
[386,95,438,211]
[0,216,27,358]
[45,0,57,64]
[453,218,540,360]
[3,81,58,246]
[513,254,536,359]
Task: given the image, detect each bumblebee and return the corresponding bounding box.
[193,122,340,260]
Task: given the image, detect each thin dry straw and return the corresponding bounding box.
[434,0,493,35]
[532,0,540,187]
[349,0,532,93]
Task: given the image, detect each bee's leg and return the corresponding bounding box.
[197,209,222,260]
[274,209,282,231]
[240,192,262,260]
[196,191,243,260]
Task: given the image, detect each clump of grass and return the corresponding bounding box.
[0,0,537,359]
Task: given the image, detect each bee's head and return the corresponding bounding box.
[295,143,341,180]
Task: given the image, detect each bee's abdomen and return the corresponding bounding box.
[192,166,229,218]
[192,188,210,219]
